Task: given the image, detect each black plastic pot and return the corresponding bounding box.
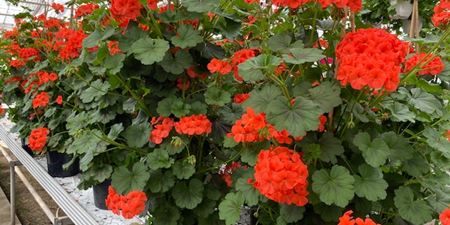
[46,151,80,177]
[21,138,34,156]
[93,179,111,210]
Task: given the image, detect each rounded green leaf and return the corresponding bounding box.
[312,165,355,207]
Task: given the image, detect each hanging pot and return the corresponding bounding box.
[93,179,111,210]
[46,151,80,177]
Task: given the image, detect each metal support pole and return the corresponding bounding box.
[9,160,20,225]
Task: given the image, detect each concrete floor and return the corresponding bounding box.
[0,184,21,225]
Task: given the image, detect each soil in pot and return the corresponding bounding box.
[93,179,111,210]
[46,151,80,177]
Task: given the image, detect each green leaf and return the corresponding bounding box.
[267,33,292,53]
[111,162,150,194]
[394,186,433,225]
[223,136,238,148]
[153,203,180,225]
[267,96,322,137]
[279,204,305,223]
[353,132,391,167]
[172,159,195,179]
[219,192,244,225]
[242,85,284,114]
[381,132,413,162]
[149,170,175,193]
[319,133,345,163]
[238,54,281,82]
[131,37,169,65]
[408,88,442,114]
[172,179,204,209]
[240,147,258,166]
[423,128,450,158]
[384,101,416,122]
[205,86,231,106]
[159,50,193,74]
[147,148,174,170]
[82,30,102,48]
[404,154,429,177]
[104,53,125,74]
[171,25,203,48]
[312,165,355,207]
[308,80,342,112]
[182,0,219,12]
[122,122,151,148]
[157,97,191,117]
[107,123,124,140]
[235,169,260,206]
[354,164,388,201]
[283,47,324,64]
[80,79,110,103]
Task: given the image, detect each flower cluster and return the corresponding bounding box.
[51,3,65,13]
[75,3,99,18]
[110,0,143,27]
[56,95,63,105]
[338,210,380,225]
[207,58,232,75]
[252,146,309,206]
[107,41,122,55]
[271,0,311,9]
[404,53,445,76]
[231,49,257,81]
[149,117,175,144]
[318,0,362,12]
[233,93,250,104]
[228,108,294,144]
[54,28,86,60]
[441,208,450,225]
[432,0,450,28]
[32,92,50,109]
[37,71,58,84]
[336,28,409,92]
[106,186,147,219]
[174,115,212,135]
[317,115,327,132]
[28,127,49,152]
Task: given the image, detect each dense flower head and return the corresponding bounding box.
[318,0,362,12]
[110,0,143,27]
[106,186,147,219]
[149,117,174,144]
[441,208,450,225]
[336,28,409,92]
[75,3,100,18]
[272,0,311,9]
[318,115,327,132]
[18,47,39,60]
[432,0,450,28]
[37,71,58,85]
[252,146,309,206]
[51,3,65,13]
[54,28,86,60]
[207,58,232,75]
[338,210,380,225]
[32,92,50,109]
[404,53,445,76]
[233,93,250,104]
[147,0,159,10]
[174,114,212,135]
[28,127,49,152]
[228,108,294,144]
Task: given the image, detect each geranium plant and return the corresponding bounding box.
[0,0,449,225]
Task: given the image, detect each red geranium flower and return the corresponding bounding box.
[32,92,50,109]
[107,41,122,55]
[317,115,327,132]
[252,146,309,206]
[404,53,445,76]
[75,3,99,18]
[51,3,65,13]
[56,95,63,105]
[28,128,49,152]
[336,28,409,92]
[207,58,232,75]
[219,162,243,187]
[432,1,450,28]
[338,210,380,225]
[149,117,174,144]
[106,186,147,219]
[272,0,311,9]
[110,0,143,28]
[174,115,212,135]
[233,93,250,104]
[440,208,450,225]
